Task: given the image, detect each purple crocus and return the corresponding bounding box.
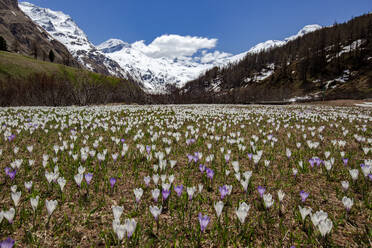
[8,134,16,142]
[5,167,10,175]
[308,159,315,168]
[257,186,266,197]
[0,237,15,248]
[121,138,126,143]
[174,185,183,197]
[110,177,117,188]
[7,170,17,180]
[225,154,230,163]
[162,189,170,201]
[187,154,194,163]
[343,158,348,166]
[247,153,252,160]
[146,146,151,154]
[85,173,93,185]
[199,164,205,172]
[206,168,214,180]
[300,190,309,202]
[315,158,322,166]
[219,185,229,199]
[198,213,210,232]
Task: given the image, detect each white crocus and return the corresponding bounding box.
[4,208,15,223]
[11,191,21,207]
[151,188,160,202]
[318,218,333,237]
[45,199,58,216]
[263,193,274,209]
[187,186,196,200]
[149,205,162,220]
[57,177,66,191]
[133,188,143,202]
[30,196,39,211]
[124,218,137,238]
[341,181,349,191]
[214,201,224,218]
[112,205,124,221]
[74,173,83,187]
[277,190,285,202]
[310,210,328,227]
[342,196,353,211]
[349,169,359,181]
[298,206,312,221]
[235,202,250,224]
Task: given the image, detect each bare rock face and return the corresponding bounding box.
[0,0,79,66]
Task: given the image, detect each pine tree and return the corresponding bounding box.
[49,50,55,62]
[0,36,7,51]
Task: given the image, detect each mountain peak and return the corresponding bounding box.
[97,39,131,53]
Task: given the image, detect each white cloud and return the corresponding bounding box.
[132,34,218,59]
[200,50,232,64]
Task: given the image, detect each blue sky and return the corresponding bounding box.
[23,0,371,54]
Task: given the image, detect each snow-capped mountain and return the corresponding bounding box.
[19,1,322,93]
[231,24,322,59]
[19,2,128,78]
[97,39,237,92]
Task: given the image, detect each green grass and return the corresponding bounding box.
[0,51,123,86]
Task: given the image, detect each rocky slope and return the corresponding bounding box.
[0,0,78,66]
[18,1,127,78]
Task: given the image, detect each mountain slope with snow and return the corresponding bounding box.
[19,1,322,93]
[19,1,128,78]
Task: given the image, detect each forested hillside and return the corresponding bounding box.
[176,13,372,103]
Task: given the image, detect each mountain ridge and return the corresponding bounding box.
[19,1,323,94]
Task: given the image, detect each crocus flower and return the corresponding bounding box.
[174,185,183,197]
[298,206,312,221]
[133,188,143,203]
[343,158,348,166]
[263,193,274,209]
[7,170,16,180]
[149,206,162,220]
[308,159,315,168]
[162,189,170,201]
[235,202,250,224]
[187,186,196,200]
[110,177,117,188]
[199,164,205,172]
[247,153,252,160]
[341,181,349,191]
[206,168,214,180]
[3,208,15,223]
[152,188,160,202]
[342,196,353,211]
[214,201,224,218]
[257,186,266,197]
[318,218,333,237]
[30,196,39,212]
[85,173,93,185]
[277,190,285,202]
[0,237,15,248]
[219,185,229,199]
[198,213,210,232]
[300,191,309,202]
[112,205,124,221]
[144,176,151,186]
[74,173,83,187]
[124,218,137,238]
[24,181,33,192]
[45,199,58,216]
